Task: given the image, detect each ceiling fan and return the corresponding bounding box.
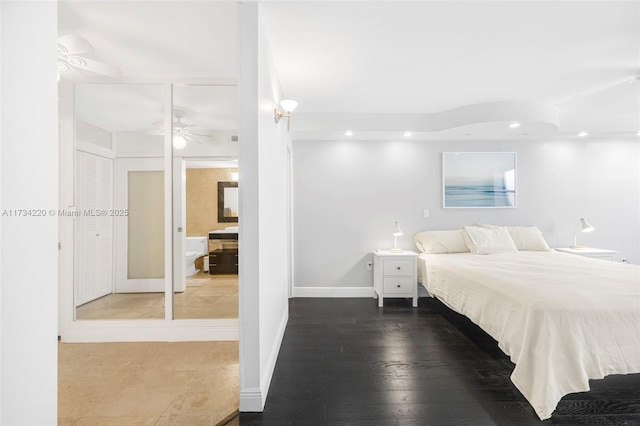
[57,34,121,81]
[147,110,212,149]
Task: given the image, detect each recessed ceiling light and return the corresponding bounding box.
[463,133,472,137]
[403,131,413,137]
[577,131,589,137]
[344,130,354,136]
[519,133,529,136]
[509,123,521,128]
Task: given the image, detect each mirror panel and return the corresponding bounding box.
[72,84,238,321]
[74,84,166,320]
[172,85,239,319]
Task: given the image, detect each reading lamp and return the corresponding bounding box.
[274,99,298,131]
[391,221,403,252]
[571,218,594,249]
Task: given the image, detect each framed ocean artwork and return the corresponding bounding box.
[442,152,516,208]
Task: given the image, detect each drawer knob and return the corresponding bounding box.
[397,284,401,288]
[396,267,401,270]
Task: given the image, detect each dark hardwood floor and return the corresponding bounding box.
[236,297,640,425]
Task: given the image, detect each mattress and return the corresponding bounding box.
[419,251,640,420]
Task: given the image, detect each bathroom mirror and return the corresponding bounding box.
[218,181,238,222]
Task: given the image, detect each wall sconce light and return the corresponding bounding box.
[274,99,298,131]
[391,221,403,252]
[571,217,594,248]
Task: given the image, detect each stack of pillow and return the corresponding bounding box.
[414,225,551,255]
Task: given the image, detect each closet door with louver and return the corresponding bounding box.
[74,151,114,307]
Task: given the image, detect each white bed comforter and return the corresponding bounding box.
[419,251,640,420]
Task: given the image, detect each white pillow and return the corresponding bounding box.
[463,225,518,255]
[414,230,470,254]
[506,226,551,251]
[475,224,551,252]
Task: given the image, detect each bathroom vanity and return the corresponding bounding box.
[208,248,238,274]
[208,229,238,274]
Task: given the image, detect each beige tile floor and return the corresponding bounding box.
[76,273,238,320]
[59,341,239,425]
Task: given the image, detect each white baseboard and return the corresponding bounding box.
[260,307,288,404]
[292,286,375,298]
[239,388,264,412]
[418,285,430,298]
[293,285,430,299]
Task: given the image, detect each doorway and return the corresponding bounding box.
[174,159,239,319]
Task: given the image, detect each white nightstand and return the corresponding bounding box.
[554,247,617,261]
[373,249,419,308]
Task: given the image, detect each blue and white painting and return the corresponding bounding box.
[443,152,516,208]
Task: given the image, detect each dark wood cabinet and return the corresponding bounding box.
[209,248,238,274]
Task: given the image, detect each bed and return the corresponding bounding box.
[416,227,640,420]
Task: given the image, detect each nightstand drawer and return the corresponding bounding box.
[383,259,413,276]
[373,249,418,308]
[383,277,414,294]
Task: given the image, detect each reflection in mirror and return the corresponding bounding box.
[74,84,166,320]
[218,182,239,222]
[172,85,239,320]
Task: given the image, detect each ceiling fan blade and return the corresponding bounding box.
[59,65,89,82]
[58,34,93,55]
[190,133,212,138]
[185,135,203,144]
[71,57,122,78]
[174,121,196,129]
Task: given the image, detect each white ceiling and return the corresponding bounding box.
[58,1,237,81]
[261,1,640,139]
[59,1,640,140]
[59,1,238,132]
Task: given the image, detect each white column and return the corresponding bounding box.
[238,1,263,411]
[238,1,291,411]
[0,1,59,424]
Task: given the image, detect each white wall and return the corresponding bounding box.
[238,2,290,412]
[293,138,640,289]
[0,1,58,424]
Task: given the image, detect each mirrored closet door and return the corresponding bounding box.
[172,85,239,320]
[72,83,239,321]
[74,84,167,320]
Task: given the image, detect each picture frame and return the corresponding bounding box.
[442,152,517,208]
